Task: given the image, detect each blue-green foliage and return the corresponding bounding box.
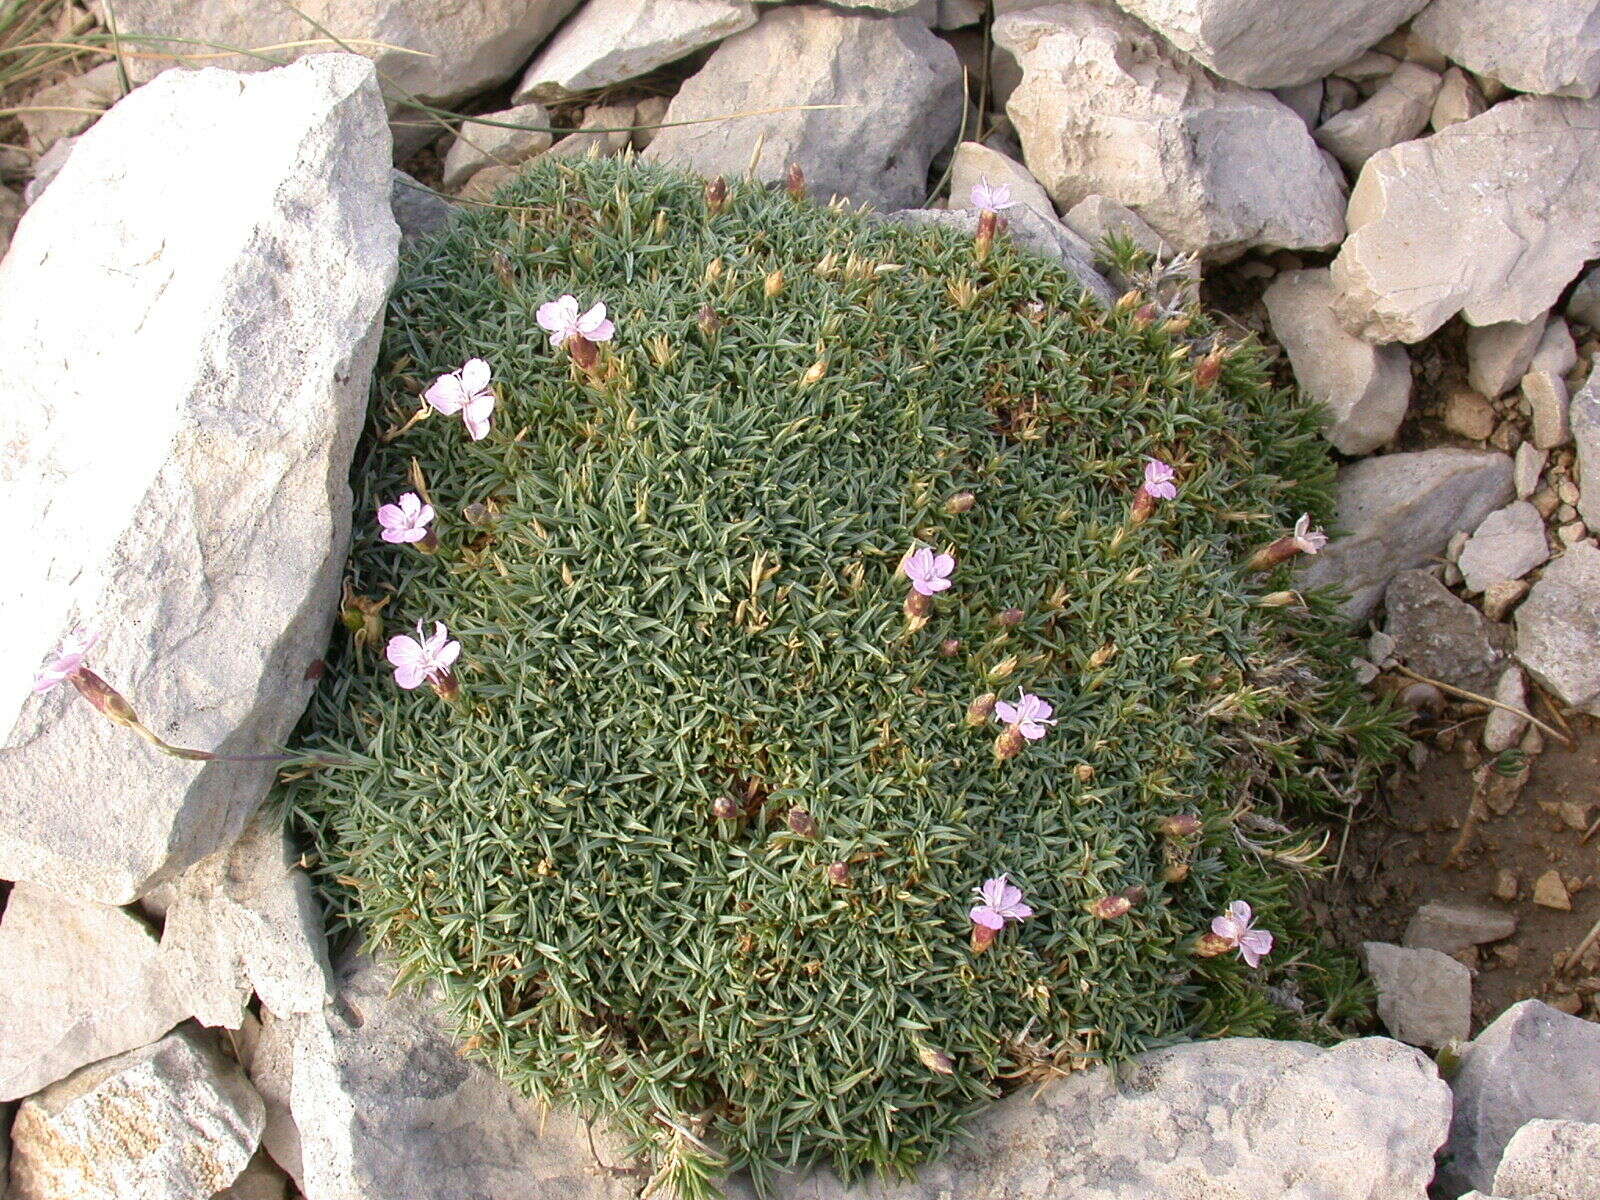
[285,158,1399,1198]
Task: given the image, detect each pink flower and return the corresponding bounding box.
[1292,514,1327,555]
[901,546,955,596]
[425,358,495,441]
[386,621,461,690]
[970,177,1012,212]
[1141,459,1178,501]
[376,493,435,544]
[34,628,99,693]
[970,874,1033,930]
[536,294,615,348]
[994,691,1056,740]
[1211,900,1274,968]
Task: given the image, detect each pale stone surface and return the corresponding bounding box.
[743,1038,1450,1200]
[543,101,637,161]
[643,5,962,211]
[997,3,1346,261]
[1299,449,1514,619]
[1444,387,1496,441]
[1383,569,1512,693]
[1263,268,1409,454]
[391,170,453,246]
[1330,95,1600,343]
[252,955,639,1200]
[442,101,552,189]
[219,1150,291,1200]
[0,57,398,903]
[1513,444,1547,500]
[1403,899,1517,956]
[1361,942,1471,1049]
[1515,542,1600,715]
[1315,63,1441,171]
[1569,265,1600,330]
[1430,66,1486,131]
[103,0,584,108]
[1442,999,1600,1195]
[949,140,1056,226]
[0,884,188,1102]
[1107,0,1429,88]
[892,207,1115,306]
[0,184,19,259]
[1575,364,1600,528]
[157,806,333,1029]
[1459,502,1550,594]
[1412,0,1600,100]
[514,0,757,100]
[8,1026,264,1200]
[19,136,75,207]
[1524,371,1571,451]
[1468,319,1547,400]
[1483,667,1530,753]
[1531,317,1577,378]
[1493,1119,1600,1200]
[17,62,122,153]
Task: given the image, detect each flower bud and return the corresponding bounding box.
[568,333,599,373]
[1130,489,1156,525]
[1133,302,1158,328]
[713,795,740,821]
[1194,345,1226,389]
[938,638,962,657]
[1115,289,1141,312]
[705,175,728,214]
[1255,590,1301,608]
[786,162,806,202]
[944,491,976,515]
[697,305,721,339]
[966,693,998,726]
[799,358,828,388]
[1191,932,1232,959]
[970,922,997,954]
[763,268,785,298]
[917,1045,955,1075]
[492,250,514,290]
[1074,763,1095,782]
[994,727,1024,761]
[429,669,461,704]
[1162,858,1191,884]
[904,590,932,619]
[1160,814,1202,838]
[826,861,850,885]
[1247,536,1301,572]
[995,607,1024,629]
[1090,894,1132,920]
[70,668,141,729]
[975,208,998,262]
[786,806,818,838]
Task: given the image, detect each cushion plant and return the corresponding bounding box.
[284,157,1400,1199]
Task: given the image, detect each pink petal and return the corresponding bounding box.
[576,302,611,339]
[459,358,491,395]
[993,701,1019,726]
[434,639,462,670]
[1241,929,1274,960]
[970,906,1005,930]
[998,883,1024,909]
[931,553,955,578]
[386,635,424,669]
[1006,901,1034,920]
[1211,914,1243,942]
[425,375,464,415]
[1019,723,1048,741]
[392,664,426,689]
[537,296,578,340]
[1228,900,1253,925]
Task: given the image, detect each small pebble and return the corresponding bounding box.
[1557,521,1589,545]
[1492,868,1519,902]
[1533,870,1572,911]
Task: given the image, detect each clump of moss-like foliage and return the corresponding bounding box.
[286,158,1400,1199]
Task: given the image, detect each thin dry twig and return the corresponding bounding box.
[1390,663,1573,749]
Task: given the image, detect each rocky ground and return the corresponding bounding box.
[2,1,1600,1199]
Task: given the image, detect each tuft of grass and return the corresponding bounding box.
[283,158,1404,1198]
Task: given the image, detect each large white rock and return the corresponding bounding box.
[1515,543,1600,716]
[1314,62,1440,171]
[1263,268,1410,454]
[1412,0,1600,100]
[996,3,1347,261]
[252,955,638,1200]
[1299,449,1514,619]
[103,0,583,108]
[514,0,757,101]
[642,5,962,211]
[741,1038,1449,1200]
[0,56,398,903]
[1106,0,1429,88]
[1330,94,1600,344]
[8,1026,264,1200]
[1574,362,1600,529]
[1493,1119,1600,1200]
[157,806,334,1029]
[0,884,188,1102]
[1441,999,1600,1194]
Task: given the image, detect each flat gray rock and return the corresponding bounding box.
[1442,999,1600,1194]
[441,101,553,189]
[1493,1118,1600,1200]
[642,4,962,211]
[1299,449,1514,620]
[1412,0,1600,99]
[1361,941,1471,1049]
[1314,63,1440,171]
[1382,570,1512,693]
[1572,362,1600,529]
[1403,899,1518,956]
[1515,542,1600,715]
[1467,319,1547,400]
[1458,502,1550,594]
[0,56,398,903]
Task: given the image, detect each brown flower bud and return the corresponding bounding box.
[786,162,806,202]
[70,668,141,729]
[1133,302,1158,328]
[1160,814,1202,839]
[995,607,1024,629]
[904,590,932,619]
[917,1045,955,1075]
[696,305,721,338]
[568,333,599,373]
[966,693,998,726]
[975,208,998,262]
[1074,763,1095,782]
[705,175,728,214]
[970,922,997,954]
[1115,289,1141,312]
[1130,488,1157,525]
[943,491,976,515]
[994,727,1024,761]
[1090,894,1132,920]
[1192,932,1232,959]
[938,638,962,657]
[826,861,850,885]
[763,268,785,298]
[429,669,461,704]
[713,795,739,821]
[1162,859,1191,884]
[492,250,515,290]
[786,806,818,838]
[1247,536,1303,572]
[1194,346,1226,389]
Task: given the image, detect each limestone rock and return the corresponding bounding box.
[1263,268,1410,454]
[1513,444,1547,500]
[1569,265,1600,330]
[1299,449,1514,619]
[157,806,333,1029]
[1442,1000,1600,1193]
[1467,319,1548,400]
[1444,387,1496,441]
[1574,363,1600,528]
[1483,667,1529,753]
[19,136,75,207]
[1516,542,1600,715]
[103,0,584,109]
[252,955,639,1200]
[1524,371,1571,451]
[1361,941,1471,1049]
[220,1150,292,1200]
[1493,1118,1600,1200]
[442,102,553,189]
[1273,80,1324,130]
[1105,0,1429,88]
[1458,502,1551,594]
[1532,870,1572,911]
[514,0,757,101]
[0,884,188,1102]
[1531,317,1577,377]
[630,95,671,152]
[893,206,1114,306]
[544,101,637,161]
[1431,66,1486,131]
[1332,94,1600,343]
[949,140,1057,227]
[16,62,122,153]
[1382,570,1512,692]
[8,1026,263,1200]
[746,1037,1450,1200]
[996,3,1346,261]
[390,170,453,247]
[1403,899,1517,956]
[1315,63,1441,171]
[0,57,398,903]
[1412,0,1600,100]
[643,5,962,211]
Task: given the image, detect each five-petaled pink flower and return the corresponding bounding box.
[425,358,495,441]
[994,691,1056,740]
[1291,514,1327,555]
[1211,900,1274,968]
[970,177,1012,212]
[1141,459,1178,501]
[386,621,461,690]
[970,874,1033,930]
[901,546,956,597]
[34,628,99,693]
[536,295,615,348]
[376,493,435,544]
